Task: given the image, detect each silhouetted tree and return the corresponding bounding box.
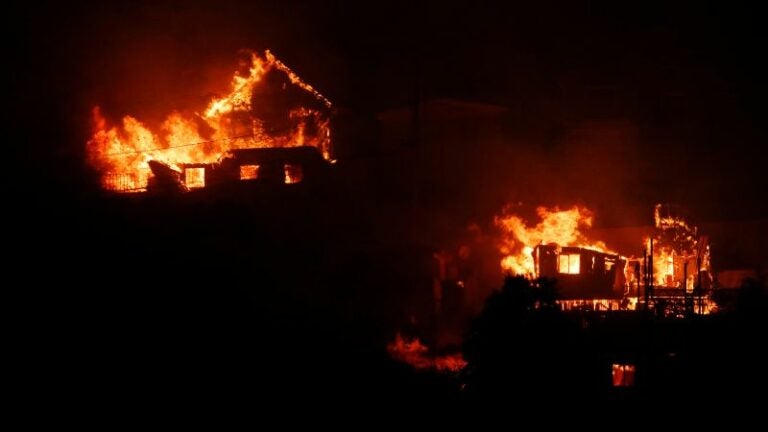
[536,277,559,310]
[461,276,597,403]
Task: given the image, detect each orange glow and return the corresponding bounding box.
[283,164,303,184]
[558,253,581,274]
[387,334,467,373]
[495,206,614,276]
[184,168,205,189]
[87,50,332,191]
[240,165,259,180]
[612,364,636,387]
[654,245,676,287]
[560,299,632,311]
[645,204,712,289]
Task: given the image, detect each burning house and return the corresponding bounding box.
[626,204,716,315]
[87,50,333,193]
[649,203,712,292]
[147,146,331,193]
[494,204,715,314]
[533,244,627,302]
[495,205,631,310]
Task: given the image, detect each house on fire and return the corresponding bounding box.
[533,244,627,302]
[147,146,331,193]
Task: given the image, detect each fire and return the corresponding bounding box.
[87,50,332,192]
[495,205,613,276]
[611,364,636,387]
[387,334,467,373]
[645,204,711,289]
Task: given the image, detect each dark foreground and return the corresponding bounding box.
[21,184,768,416]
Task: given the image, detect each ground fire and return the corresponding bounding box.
[387,334,467,373]
[87,50,332,192]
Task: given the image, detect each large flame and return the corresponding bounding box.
[495,205,613,276]
[87,50,332,191]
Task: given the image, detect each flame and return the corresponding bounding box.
[387,334,466,373]
[645,204,711,288]
[87,50,332,191]
[611,364,636,387]
[650,242,678,287]
[495,205,613,276]
[267,51,332,109]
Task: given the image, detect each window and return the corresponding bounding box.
[558,253,580,274]
[185,167,205,189]
[611,364,636,387]
[284,164,303,184]
[240,164,260,180]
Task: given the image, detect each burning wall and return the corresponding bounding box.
[87,50,332,192]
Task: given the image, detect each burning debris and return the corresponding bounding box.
[387,333,466,373]
[87,50,332,192]
[611,363,636,387]
[649,203,712,291]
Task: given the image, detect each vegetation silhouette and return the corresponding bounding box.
[462,275,768,406]
[462,276,600,403]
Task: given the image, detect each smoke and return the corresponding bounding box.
[378,104,653,233]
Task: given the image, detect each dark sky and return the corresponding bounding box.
[9,0,768,222]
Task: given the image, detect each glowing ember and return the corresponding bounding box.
[495,205,614,276]
[611,363,636,387]
[185,168,205,189]
[87,50,332,192]
[387,334,466,373]
[284,164,303,184]
[239,165,260,180]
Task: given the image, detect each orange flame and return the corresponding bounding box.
[87,50,332,191]
[611,364,636,387]
[495,205,613,276]
[387,334,466,373]
[646,203,711,289]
